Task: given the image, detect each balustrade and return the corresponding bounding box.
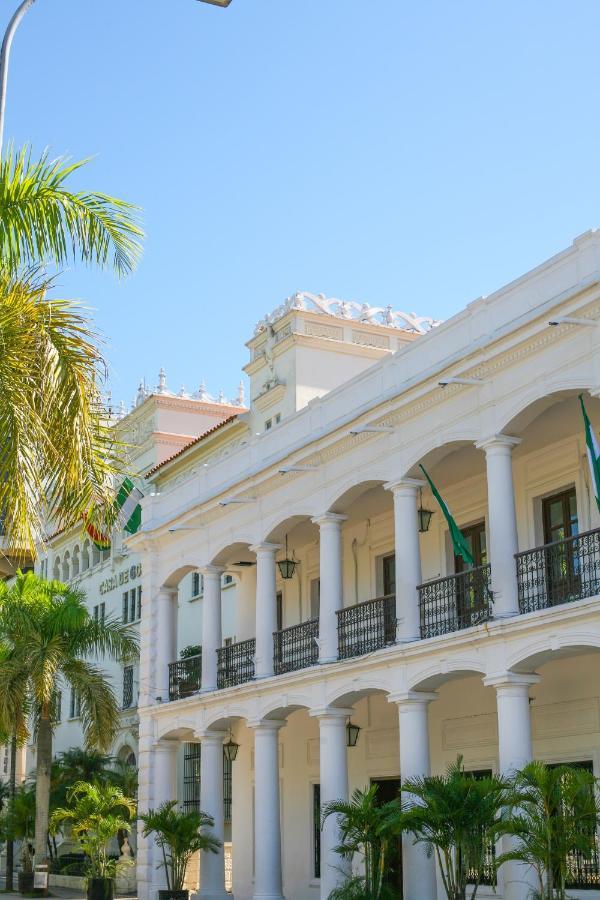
[273,618,319,674]
[337,594,396,660]
[419,565,492,639]
[217,638,256,689]
[516,526,600,613]
[168,653,202,701]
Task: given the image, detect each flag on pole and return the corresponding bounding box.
[579,394,600,514]
[419,464,475,566]
[83,478,143,549]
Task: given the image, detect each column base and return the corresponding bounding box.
[318,655,337,664]
[252,894,284,900]
[198,892,233,900]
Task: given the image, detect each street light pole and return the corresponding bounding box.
[0,0,36,155]
[0,0,233,156]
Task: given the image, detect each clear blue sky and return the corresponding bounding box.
[5,0,600,406]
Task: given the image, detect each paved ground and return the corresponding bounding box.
[0,879,136,900]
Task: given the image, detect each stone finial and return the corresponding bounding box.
[218,389,226,404]
[198,380,208,401]
[157,368,167,394]
[236,380,245,406]
[136,380,146,406]
[118,401,126,419]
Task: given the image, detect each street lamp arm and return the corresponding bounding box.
[0,0,36,154]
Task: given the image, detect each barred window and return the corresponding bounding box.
[122,592,129,623]
[313,784,321,878]
[93,602,105,625]
[137,586,142,620]
[129,589,136,623]
[192,572,203,597]
[122,666,134,709]
[52,690,62,723]
[224,753,232,822]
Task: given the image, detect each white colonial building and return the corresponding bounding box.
[133,232,599,900]
[21,377,245,792]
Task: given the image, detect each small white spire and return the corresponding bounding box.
[136,379,146,406]
[157,367,167,394]
[218,389,226,404]
[198,379,207,401]
[236,380,245,406]
[178,384,187,398]
[119,400,126,419]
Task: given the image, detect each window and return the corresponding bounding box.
[137,586,142,620]
[223,574,234,587]
[382,554,396,596]
[183,743,202,812]
[223,753,232,822]
[122,666,134,709]
[52,690,62,723]
[129,588,136,623]
[542,488,580,605]
[313,784,321,878]
[465,769,495,886]
[69,689,81,719]
[454,521,487,574]
[310,578,320,619]
[3,746,8,774]
[93,602,106,625]
[192,572,203,598]
[546,760,598,889]
[275,413,281,425]
[276,591,283,632]
[265,418,272,430]
[122,592,129,623]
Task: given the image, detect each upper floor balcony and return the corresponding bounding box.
[151,390,600,702]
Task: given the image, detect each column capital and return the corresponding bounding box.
[152,739,180,754]
[250,542,281,556]
[310,706,354,720]
[247,718,286,731]
[197,730,227,745]
[384,477,426,495]
[157,587,178,600]
[475,434,522,453]
[388,690,438,708]
[483,672,540,691]
[198,564,225,577]
[311,512,348,528]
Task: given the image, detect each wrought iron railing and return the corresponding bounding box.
[419,565,492,639]
[168,654,202,701]
[217,638,256,689]
[516,526,600,613]
[337,594,396,660]
[273,618,319,674]
[565,842,600,889]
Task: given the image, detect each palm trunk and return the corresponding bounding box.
[34,709,52,863]
[5,732,17,890]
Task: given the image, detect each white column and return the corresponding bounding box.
[153,589,177,703]
[385,478,425,642]
[476,435,521,617]
[485,673,540,900]
[312,514,347,663]
[390,691,437,900]
[138,738,178,900]
[251,543,280,679]
[199,732,228,900]
[251,720,284,900]
[311,708,353,900]
[200,566,224,693]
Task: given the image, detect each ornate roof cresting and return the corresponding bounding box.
[254,291,442,336]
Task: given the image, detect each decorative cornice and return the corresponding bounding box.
[253,291,442,336]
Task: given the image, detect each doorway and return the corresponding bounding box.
[542,488,579,604]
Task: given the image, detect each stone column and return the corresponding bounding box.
[199,732,228,899]
[485,673,540,900]
[476,435,521,617]
[390,691,437,900]
[312,514,347,663]
[251,720,284,900]
[385,478,425,642]
[138,737,178,900]
[312,708,353,900]
[251,543,280,679]
[200,566,224,693]
[153,589,177,703]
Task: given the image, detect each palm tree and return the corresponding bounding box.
[402,757,513,900]
[503,760,600,900]
[0,572,139,862]
[321,784,403,900]
[0,146,143,277]
[0,147,143,555]
[50,781,136,882]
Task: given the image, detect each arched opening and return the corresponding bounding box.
[52,556,60,581]
[71,545,80,577]
[92,544,101,566]
[81,540,90,572]
[62,551,70,583]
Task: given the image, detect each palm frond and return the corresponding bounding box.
[0,147,143,276]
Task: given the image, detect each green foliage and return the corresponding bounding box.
[322,785,404,900]
[0,146,143,277]
[502,760,600,900]
[327,875,398,900]
[180,645,202,659]
[400,757,513,900]
[50,781,136,881]
[139,801,221,892]
[1,784,35,842]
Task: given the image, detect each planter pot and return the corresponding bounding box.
[158,891,189,900]
[87,877,114,900]
[18,872,35,894]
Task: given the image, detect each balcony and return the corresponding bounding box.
[516,526,600,614]
[168,653,202,701]
[217,638,256,689]
[419,565,492,639]
[273,618,319,674]
[337,594,396,660]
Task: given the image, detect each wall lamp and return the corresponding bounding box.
[346,721,361,747]
[349,424,395,435]
[168,526,204,533]
[219,497,257,507]
[548,316,598,327]
[438,377,487,388]
[279,465,318,474]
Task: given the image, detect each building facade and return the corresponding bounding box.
[21,378,245,799]
[135,233,599,900]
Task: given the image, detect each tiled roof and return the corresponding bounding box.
[146,414,240,477]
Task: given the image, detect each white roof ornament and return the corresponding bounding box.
[254,291,442,335]
[157,368,167,394]
[236,380,245,406]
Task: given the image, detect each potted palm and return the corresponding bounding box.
[139,800,221,900]
[1,785,36,894]
[50,781,136,900]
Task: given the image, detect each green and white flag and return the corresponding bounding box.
[419,464,475,566]
[579,394,600,514]
[115,477,144,535]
